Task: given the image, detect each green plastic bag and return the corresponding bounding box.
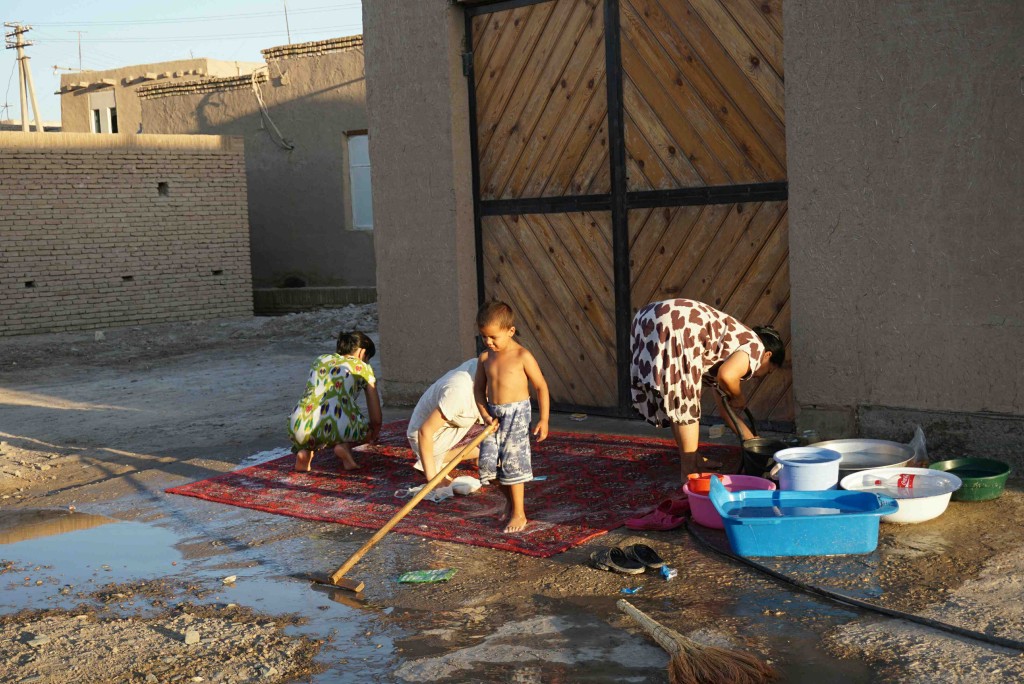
[397,568,458,583]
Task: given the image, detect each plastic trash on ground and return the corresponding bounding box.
[394,484,455,502]
[397,568,458,583]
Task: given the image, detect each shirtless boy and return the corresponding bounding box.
[473,301,550,533]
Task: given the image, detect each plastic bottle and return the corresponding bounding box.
[660,566,678,580]
[862,473,916,488]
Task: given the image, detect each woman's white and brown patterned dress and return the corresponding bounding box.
[630,299,765,427]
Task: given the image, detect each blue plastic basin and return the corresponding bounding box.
[709,477,898,557]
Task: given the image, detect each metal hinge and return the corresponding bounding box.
[462,51,473,77]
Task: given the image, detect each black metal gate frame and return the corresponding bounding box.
[464,0,788,417]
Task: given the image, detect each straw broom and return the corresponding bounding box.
[617,600,777,684]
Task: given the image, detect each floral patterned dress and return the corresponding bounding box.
[288,354,376,452]
[630,299,765,427]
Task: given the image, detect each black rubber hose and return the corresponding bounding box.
[686,520,1024,653]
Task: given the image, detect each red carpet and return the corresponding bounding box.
[166,420,740,557]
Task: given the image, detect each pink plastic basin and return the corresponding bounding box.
[684,474,777,529]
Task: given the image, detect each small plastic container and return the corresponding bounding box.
[686,472,720,495]
[771,447,843,491]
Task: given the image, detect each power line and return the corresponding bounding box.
[2,59,17,119]
[25,4,359,28]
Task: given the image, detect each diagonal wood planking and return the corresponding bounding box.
[621,0,785,189]
[473,0,609,200]
[482,213,617,407]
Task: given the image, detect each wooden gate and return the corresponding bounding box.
[466,0,792,423]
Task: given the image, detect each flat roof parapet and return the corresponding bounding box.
[0,131,244,152]
[261,34,363,61]
[137,72,268,100]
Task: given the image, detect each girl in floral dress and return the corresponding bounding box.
[288,331,382,472]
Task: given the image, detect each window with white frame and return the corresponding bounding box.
[88,90,116,133]
[347,133,372,230]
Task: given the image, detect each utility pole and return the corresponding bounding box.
[283,0,292,45]
[4,23,44,133]
[70,30,85,71]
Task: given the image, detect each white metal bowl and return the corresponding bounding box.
[813,439,916,475]
[839,467,962,524]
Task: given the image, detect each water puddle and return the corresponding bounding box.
[0,506,879,682]
[726,592,874,683]
[0,510,182,612]
[0,507,394,681]
[0,509,115,545]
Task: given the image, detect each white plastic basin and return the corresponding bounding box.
[839,467,962,524]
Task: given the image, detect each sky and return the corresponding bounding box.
[1,0,363,123]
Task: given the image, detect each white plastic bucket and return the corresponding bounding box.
[770,447,843,491]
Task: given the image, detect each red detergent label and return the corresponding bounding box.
[897,474,916,488]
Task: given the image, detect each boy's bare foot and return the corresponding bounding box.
[294,450,313,472]
[504,515,528,534]
[334,444,360,471]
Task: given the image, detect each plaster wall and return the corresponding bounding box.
[60,59,260,135]
[363,1,478,404]
[138,45,372,290]
[786,1,1024,450]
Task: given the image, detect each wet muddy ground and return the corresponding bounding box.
[2,306,1022,683]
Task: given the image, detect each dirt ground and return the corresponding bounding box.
[2,305,1023,683]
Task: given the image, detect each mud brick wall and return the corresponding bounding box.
[0,132,252,337]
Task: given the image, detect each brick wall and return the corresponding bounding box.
[0,132,252,336]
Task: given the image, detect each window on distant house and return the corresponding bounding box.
[88,90,116,133]
[347,132,372,230]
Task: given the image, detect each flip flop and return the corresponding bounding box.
[621,543,666,569]
[624,508,686,531]
[655,497,691,516]
[590,547,646,575]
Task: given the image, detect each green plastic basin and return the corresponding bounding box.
[929,458,1011,502]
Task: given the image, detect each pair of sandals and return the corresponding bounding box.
[624,497,690,531]
[590,543,666,575]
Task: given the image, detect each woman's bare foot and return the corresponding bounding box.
[294,450,313,472]
[334,444,360,471]
[504,515,528,534]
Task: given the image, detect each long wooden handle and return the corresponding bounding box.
[329,422,497,585]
